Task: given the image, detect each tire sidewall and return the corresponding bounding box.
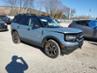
[44,39,60,58]
[12,31,20,44]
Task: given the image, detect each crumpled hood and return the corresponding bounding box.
[45,27,82,34]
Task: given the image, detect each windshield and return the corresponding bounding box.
[39,16,60,27]
[88,20,97,28]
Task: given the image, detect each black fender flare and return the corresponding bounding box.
[42,36,62,48]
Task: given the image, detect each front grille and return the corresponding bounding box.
[76,32,84,42]
[69,32,83,42]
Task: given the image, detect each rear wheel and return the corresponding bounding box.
[12,31,20,44]
[44,39,60,58]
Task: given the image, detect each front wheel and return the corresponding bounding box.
[12,31,20,44]
[44,39,60,58]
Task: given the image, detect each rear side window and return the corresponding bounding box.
[75,21,81,24]
[88,20,97,28]
[13,15,21,23]
[13,15,29,26]
[19,15,29,25]
[75,20,89,26]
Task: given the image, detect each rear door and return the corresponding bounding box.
[18,15,43,45]
[74,20,94,38]
[88,20,97,39]
[14,15,43,45]
[15,15,31,39]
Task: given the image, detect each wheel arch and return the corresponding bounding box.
[11,29,18,34]
[42,36,61,49]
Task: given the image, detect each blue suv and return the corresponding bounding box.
[11,14,84,58]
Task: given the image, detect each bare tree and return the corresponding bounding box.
[37,0,71,19]
[5,0,75,18]
[6,0,18,15]
[5,0,35,15]
[6,0,17,7]
[67,8,76,19]
[44,0,60,16]
[18,0,34,13]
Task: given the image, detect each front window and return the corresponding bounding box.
[39,16,60,27]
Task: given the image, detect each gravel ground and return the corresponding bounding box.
[0,25,97,73]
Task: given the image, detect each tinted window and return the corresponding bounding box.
[75,21,80,24]
[19,15,29,25]
[13,15,29,26]
[75,20,89,26]
[88,20,97,28]
[30,16,42,27]
[13,15,21,23]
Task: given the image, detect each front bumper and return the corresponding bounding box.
[60,39,84,55]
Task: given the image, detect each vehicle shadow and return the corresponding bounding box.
[0,30,8,32]
[90,42,97,46]
[22,41,46,56]
[5,55,28,73]
[85,38,97,46]
[21,41,77,58]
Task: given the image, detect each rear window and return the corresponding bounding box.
[75,20,89,26]
[88,20,97,28]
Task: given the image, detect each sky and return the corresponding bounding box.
[61,0,97,17]
[0,0,97,17]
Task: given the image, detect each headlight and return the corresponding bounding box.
[65,35,76,41]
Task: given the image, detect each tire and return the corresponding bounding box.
[44,39,60,58]
[12,31,20,44]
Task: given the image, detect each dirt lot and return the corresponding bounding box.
[0,26,97,73]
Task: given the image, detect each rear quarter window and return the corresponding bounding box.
[13,15,21,24]
[88,20,97,28]
[13,15,29,26]
[75,20,89,26]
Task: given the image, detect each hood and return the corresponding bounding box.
[45,27,82,34]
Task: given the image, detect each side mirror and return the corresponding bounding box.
[42,22,48,27]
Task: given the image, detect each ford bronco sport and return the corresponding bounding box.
[11,14,84,58]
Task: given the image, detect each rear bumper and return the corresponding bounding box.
[60,39,84,55]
